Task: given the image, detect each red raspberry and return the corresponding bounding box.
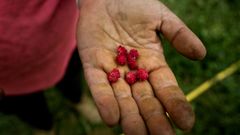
[127,49,139,69]
[116,54,127,65]
[125,71,137,85]
[128,59,138,70]
[128,49,139,60]
[108,68,120,83]
[136,68,148,81]
[117,45,127,56]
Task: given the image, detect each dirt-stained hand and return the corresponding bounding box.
[77,0,206,134]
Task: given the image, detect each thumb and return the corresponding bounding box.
[158,5,206,60]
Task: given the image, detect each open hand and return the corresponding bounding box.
[77,0,206,134]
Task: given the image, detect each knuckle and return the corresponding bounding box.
[137,94,152,102]
[121,112,140,121]
[139,97,164,121]
[145,111,163,122]
[115,94,132,100]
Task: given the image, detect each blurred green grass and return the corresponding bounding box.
[1,0,240,134]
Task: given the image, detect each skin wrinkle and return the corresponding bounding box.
[101,27,122,44]
[117,95,134,104]
[145,111,164,122]
[97,27,119,51]
[135,94,153,103]
[154,83,179,96]
[137,96,164,122]
[142,46,163,56]
[118,11,128,21]
[105,1,163,52]
[80,47,117,71]
[112,79,132,99]
[88,82,113,96]
[80,49,100,69]
[158,4,181,29]
[118,96,140,119]
[85,68,107,85]
[114,92,131,100]
[96,49,116,71]
[76,0,203,133]
[105,3,123,44]
[157,86,186,110]
[156,3,168,31]
[131,28,163,52]
[170,26,185,45]
[94,91,115,103]
[141,58,166,72]
[121,111,140,121]
[148,64,168,77]
[131,81,154,97]
[108,1,144,47]
[149,67,179,89]
[78,45,102,55]
[116,20,144,48]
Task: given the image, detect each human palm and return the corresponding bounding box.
[77,0,206,134]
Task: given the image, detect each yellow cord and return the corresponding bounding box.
[186,59,240,102]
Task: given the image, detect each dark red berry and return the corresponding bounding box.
[128,49,139,60]
[108,68,120,83]
[137,68,148,81]
[116,54,127,65]
[125,71,137,85]
[117,45,127,56]
[127,49,139,69]
[127,53,135,62]
[128,59,138,70]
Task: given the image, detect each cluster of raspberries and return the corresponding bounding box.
[107,45,149,85]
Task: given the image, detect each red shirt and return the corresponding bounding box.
[0,0,78,95]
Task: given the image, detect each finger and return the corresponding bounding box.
[132,81,175,135]
[98,47,147,134]
[84,67,120,126]
[149,66,195,131]
[158,6,206,60]
[112,78,147,135]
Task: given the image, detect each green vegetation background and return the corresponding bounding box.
[0,0,239,134]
